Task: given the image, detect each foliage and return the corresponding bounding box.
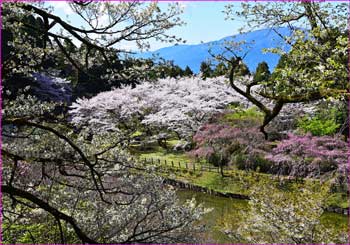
[264,29,348,101]
[331,101,349,138]
[222,106,264,128]
[220,1,348,138]
[228,183,348,244]
[325,192,349,210]
[212,62,228,77]
[297,101,347,137]
[234,154,272,173]
[297,116,340,136]
[234,61,250,76]
[199,61,213,79]
[157,61,185,78]
[3,221,77,243]
[2,2,53,79]
[183,65,194,77]
[253,61,270,83]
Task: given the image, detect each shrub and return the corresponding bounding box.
[266,133,348,189]
[233,151,272,172]
[297,116,340,136]
[222,106,263,128]
[188,123,266,171]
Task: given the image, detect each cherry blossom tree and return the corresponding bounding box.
[70,76,249,139]
[1,2,209,243]
[189,123,265,176]
[221,1,348,139]
[227,183,348,244]
[2,95,206,244]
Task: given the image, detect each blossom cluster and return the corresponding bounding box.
[70,76,250,138]
[188,123,265,164]
[265,133,348,181]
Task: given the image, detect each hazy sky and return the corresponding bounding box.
[48,1,244,51]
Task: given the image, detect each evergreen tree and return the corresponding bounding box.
[184,66,194,77]
[236,62,250,76]
[200,61,213,79]
[171,65,185,78]
[269,54,287,81]
[253,61,271,83]
[213,62,228,77]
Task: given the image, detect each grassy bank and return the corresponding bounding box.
[129,141,349,211]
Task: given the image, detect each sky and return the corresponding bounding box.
[47,1,244,51]
[155,1,244,49]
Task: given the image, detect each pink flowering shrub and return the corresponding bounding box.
[192,123,264,147]
[188,123,268,171]
[266,133,348,188]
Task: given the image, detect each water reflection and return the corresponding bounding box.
[177,189,348,244]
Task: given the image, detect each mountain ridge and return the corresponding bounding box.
[135,27,292,73]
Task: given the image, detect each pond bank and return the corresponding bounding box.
[164,178,249,200]
[133,151,349,213]
[164,177,349,215]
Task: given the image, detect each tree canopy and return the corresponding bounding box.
[2,1,185,83]
[228,183,347,244]
[70,76,248,140]
[221,1,348,139]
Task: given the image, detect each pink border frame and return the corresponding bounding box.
[0,0,349,244]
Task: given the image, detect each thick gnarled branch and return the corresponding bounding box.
[2,185,97,244]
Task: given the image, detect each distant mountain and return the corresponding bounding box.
[135,27,292,73]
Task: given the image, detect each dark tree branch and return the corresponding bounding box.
[226,57,287,139]
[2,185,97,244]
[2,118,109,203]
[259,100,284,139]
[55,216,65,244]
[53,36,90,78]
[73,1,93,7]
[19,4,107,50]
[228,63,270,115]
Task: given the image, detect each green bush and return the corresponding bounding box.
[232,153,272,173]
[297,116,340,136]
[325,192,349,209]
[232,153,248,170]
[230,106,263,120]
[223,106,263,127]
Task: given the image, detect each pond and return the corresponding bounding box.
[177,189,349,243]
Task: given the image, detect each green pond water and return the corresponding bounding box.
[177,190,349,243]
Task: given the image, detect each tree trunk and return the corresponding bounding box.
[220,164,225,177]
[260,101,284,140]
